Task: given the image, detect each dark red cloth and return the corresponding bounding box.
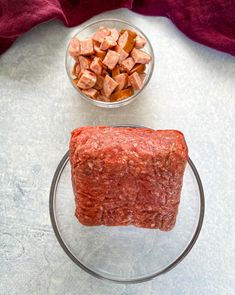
[0,0,235,56]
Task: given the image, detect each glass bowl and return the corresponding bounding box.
[65,19,155,108]
[49,125,204,284]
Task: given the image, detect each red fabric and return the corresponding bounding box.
[0,0,235,56]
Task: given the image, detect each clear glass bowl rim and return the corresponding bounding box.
[65,19,155,107]
[49,125,205,284]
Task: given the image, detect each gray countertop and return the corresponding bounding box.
[0,8,235,295]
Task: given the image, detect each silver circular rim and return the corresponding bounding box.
[49,125,205,284]
[65,19,155,108]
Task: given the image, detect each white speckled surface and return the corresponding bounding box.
[0,8,235,295]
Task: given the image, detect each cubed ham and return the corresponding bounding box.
[115,45,129,64]
[69,26,150,102]
[129,63,146,74]
[110,87,134,101]
[120,29,137,38]
[128,72,142,91]
[72,78,79,87]
[113,73,128,91]
[79,38,94,56]
[135,35,147,49]
[118,31,136,53]
[139,73,146,83]
[100,36,117,50]
[112,66,120,77]
[79,56,91,70]
[131,48,151,64]
[94,43,106,60]
[103,75,118,97]
[72,62,81,77]
[68,38,80,58]
[103,50,120,70]
[110,28,119,41]
[92,27,110,43]
[120,57,135,72]
[90,57,102,75]
[82,88,99,99]
[94,75,104,90]
[77,70,97,89]
[97,94,110,102]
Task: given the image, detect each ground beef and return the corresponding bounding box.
[69,126,188,231]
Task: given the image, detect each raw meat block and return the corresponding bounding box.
[68,38,80,58]
[79,38,94,56]
[131,48,151,64]
[77,70,97,89]
[103,75,118,97]
[70,127,188,230]
[103,50,120,70]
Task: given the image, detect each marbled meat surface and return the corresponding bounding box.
[69,126,188,231]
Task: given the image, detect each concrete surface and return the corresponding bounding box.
[0,8,235,295]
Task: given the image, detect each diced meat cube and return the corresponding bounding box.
[103,75,118,97]
[97,94,110,102]
[103,50,120,70]
[94,75,104,90]
[77,69,85,80]
[112,66,120,77]
[135,35,147,49]
[110,28,119,41]
[110,87,134,101]
[90,57,102,75]
[128,72,142,91]
[100,36,117,50]
[68,38,80,58]
[79,56,91,70]
[139,73,146,83]
[131,48,151,64]
[129,63,146,74]
[72,78,79,87]
[120,57,135,72]
[77,70,97,89]
[92,27,110,43]
[79,38,94,56]
[115,45,129,64]
[72,62,81,77]
[113,73,128,91]
[94,43,106,60]
[99,27,110,36]
[120,29,137,38]
[82,88,99,99]
[118,31,136,53]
